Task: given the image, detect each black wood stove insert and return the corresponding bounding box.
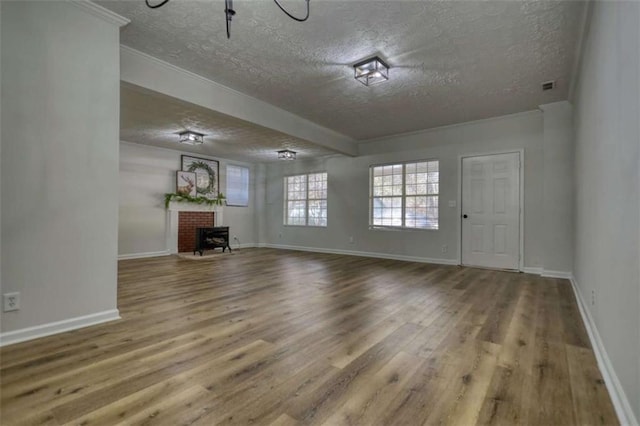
[194,226,231,256]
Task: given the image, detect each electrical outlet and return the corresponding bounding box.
[591,289,596,306]
[349,236,354,244]
[441,245,448,253]
[3,292,20,312]
[233,235,238,240]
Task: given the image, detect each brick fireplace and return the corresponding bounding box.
[166,202,223,254]
[177,212,215,253]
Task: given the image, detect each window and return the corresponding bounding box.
[226,165,249,206]
[284,172,327,226]
[370,160,439,229]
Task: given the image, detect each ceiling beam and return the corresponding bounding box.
[120,46,358,157]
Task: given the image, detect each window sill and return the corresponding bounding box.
[283,224,328,229]
[368,226,438,232]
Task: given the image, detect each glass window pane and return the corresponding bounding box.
[284,173,326,226]
[226,165,249,206]
[416,162,428,172]
[370,161,438,229]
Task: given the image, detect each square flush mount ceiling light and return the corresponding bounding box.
[179,131,204,145]
[354,56,390,86]
[278,149,296,160]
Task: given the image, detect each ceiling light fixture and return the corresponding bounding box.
[278,149,296,160]
[179,131,204,145]
[145,0,310,39]
[354,56,390,86]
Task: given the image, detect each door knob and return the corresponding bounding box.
[463,214,468,218]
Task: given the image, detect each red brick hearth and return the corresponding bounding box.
[178,211,215,253]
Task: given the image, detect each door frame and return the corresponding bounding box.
[457,149,525,271]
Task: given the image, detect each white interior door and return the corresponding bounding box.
[461,152,520,270]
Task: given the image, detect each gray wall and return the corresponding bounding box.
[573,1,640,422]
[541,101,575,274]
[261,111,571,270]
[1,2,122,332]
[119,142,257,256]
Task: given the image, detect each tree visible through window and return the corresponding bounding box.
[370,160,439,229]
[284,172,327,226]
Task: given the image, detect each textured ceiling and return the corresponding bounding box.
[102,0,584,141]
[120,83,339,162]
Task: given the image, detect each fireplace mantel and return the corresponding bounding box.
[166,203,224,253]
[167,201,223,212]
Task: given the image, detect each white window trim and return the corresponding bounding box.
[369,159,439,231]
[283,171,328,227]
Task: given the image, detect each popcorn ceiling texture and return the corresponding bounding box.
[121,83,339,162]
[104,0,583,140]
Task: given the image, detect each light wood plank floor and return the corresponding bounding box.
[1,248,617,425]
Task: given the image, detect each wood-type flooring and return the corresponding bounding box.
[0,248,617,425]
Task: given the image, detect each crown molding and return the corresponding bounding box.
[69,1,130,27]
[358,109,541,145]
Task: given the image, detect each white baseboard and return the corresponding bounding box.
[118,250,171,260]
[541,270,573,279]
[569,276,638,426]
[521,267,572,279]
[231,243,258,250]
[119,245,265,259]
[0,309,121,347]
[264,244,458,266]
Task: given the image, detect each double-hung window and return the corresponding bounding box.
[370,160,439,229]
[284,172,327,227]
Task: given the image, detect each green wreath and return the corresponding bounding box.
[186,161,217,196]
[164,192,226,209]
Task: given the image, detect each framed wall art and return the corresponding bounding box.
[181,155,219,199]
[176,171,197,197]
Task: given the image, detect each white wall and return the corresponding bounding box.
[572,1,640,423]
[1,2,124,335]
[261,111,573,269]
[541,101,575,274]
[119,142,257,256]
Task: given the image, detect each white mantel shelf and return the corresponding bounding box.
[166,203,224,254]
[167,201,224,212]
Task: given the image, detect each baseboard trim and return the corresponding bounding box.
[264,244,458,266]
[521,267,572,279]
[569,275,638,426]
[232,243,259,250]
[118,250,171,260]
[0,309,121,347]
[541,270,573,279]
